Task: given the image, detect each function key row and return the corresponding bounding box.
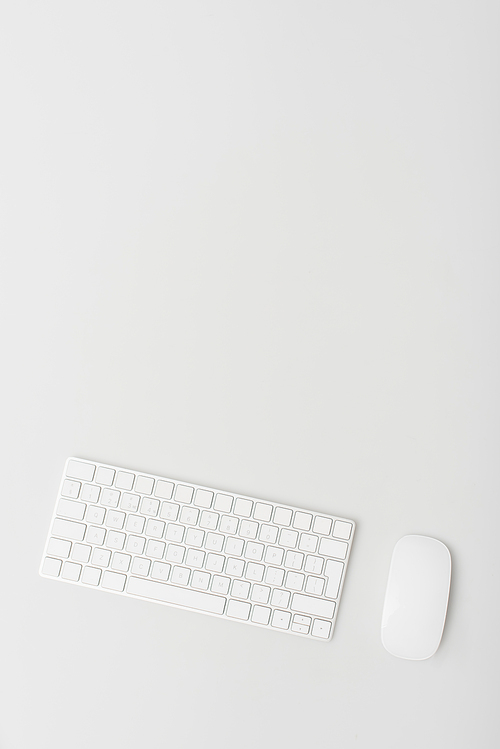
[66,460,174,498]
[64,460,353,541]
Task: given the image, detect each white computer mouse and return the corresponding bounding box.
[381,534,451,660]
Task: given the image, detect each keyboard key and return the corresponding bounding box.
[333,520,353,540]
[265,546,284,565]
[205,553,225,573]
[253,503,273,522]
[194,489,213,508]
[231,580,251,598]
[205,533,224,552]
[81,566,101,586]
[106,531,126,550]
[274,507,292,526]
[95,467,115,486]
[127,576,226,615]
[227,599,251,620]
[271,610,291,630]
[214,493,233,512]
[225,537,244,556]
[293,614,311,626]
[47,537,71,558]
[165,523,185,542]
[135,476,154,495]
[199,511,219,530]
[250,585,270,604]
[186,548,205,567]
[244,542,264,561]
[185,528,205,547]
[211,575,231,594]
[311,619,332,639]
[61,479,81,499]
[226,558,245,577]
[100,489,120,508]
[279,529,298,548]
[102,570,126,592]
[165,544,185,563]
[234,498,253,517]
[304,554,324,575]
[293,512,312,531]
[305,576,325,596]
[160,502,179,521]
[145,539,166,558]
[62,561,81,581]
[126,535,146,554]
[111,552,131,572]
[291,622,309,634]
[141,497,160,516]
[171,566,190,586]
[155,480,174,500]
[251,605,271,625]
[92,548,111,567]
[52,518,86,541]
[298,533,318,553]
[220,516,238,534]
[71,543,91,563]
[86,505,106,524]
[239,520,258,539]
[81,484,100,503]
[318,538,348,560]
[285,572,304,591]
[105,510,126,530]
[115,471,135,491]
[324,559,344,599]
[145,518,165,538]
[259,524,278,544]
[120,493,140,512]
[265,567,285,587]
[191,570,210,590]
[66,460,95,481]
[175,485,193,504]
[151,561,171,581]
[126,514,145,534]
[270,589,290,608]
[245,563,264,582]
[312,516,332,535]
[284,551,304,570]
[179,506,199,525]
[86,526,106,545]
[291,594,335,619]
[42,557,62,577]
[131,557,151,576]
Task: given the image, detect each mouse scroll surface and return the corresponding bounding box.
[381,535,451,660]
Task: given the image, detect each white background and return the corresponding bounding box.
[1,2,499,747]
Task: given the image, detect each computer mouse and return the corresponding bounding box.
[381,534,451,660]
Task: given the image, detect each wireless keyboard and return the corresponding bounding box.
[40,459,355,640]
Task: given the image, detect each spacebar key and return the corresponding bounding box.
[127,576,226,615]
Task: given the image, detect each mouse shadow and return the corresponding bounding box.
[439,538,456,653]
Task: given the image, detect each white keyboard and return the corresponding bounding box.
[40,459,355,640]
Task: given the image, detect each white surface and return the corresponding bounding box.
[1,2,499,748]
[381,535,451,660]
